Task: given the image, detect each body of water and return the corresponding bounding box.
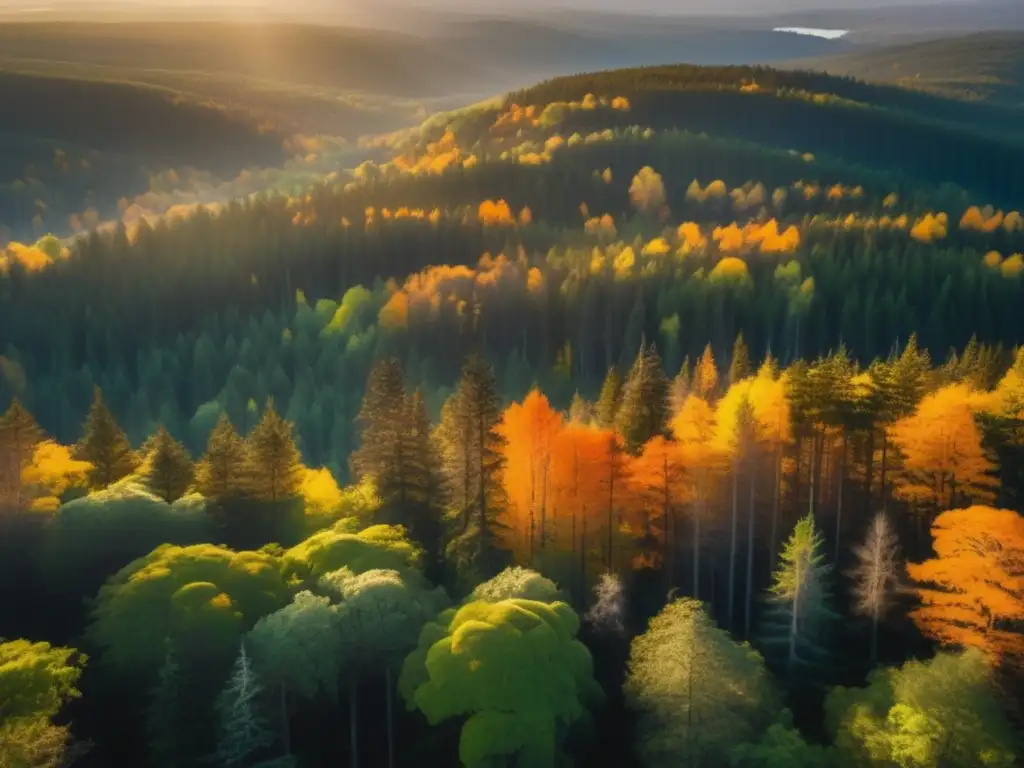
[773,27,849,40]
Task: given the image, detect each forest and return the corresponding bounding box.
[1,56,1023,768]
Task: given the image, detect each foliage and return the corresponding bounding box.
[281,521,423,585]
[468,566,563,604]
[907,506,1024,661]
[826,649,1017,767]
[74,387,138,491]
[626,598,778,767]
[400,598,603,768]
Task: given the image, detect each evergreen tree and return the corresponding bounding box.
[728,332,751,386]
[400,390,445,576]
[196,413,250,500]
[595,367,623,429]
[350,358,407,500]
[147,643,195,768]
[246,401,303,502]
[438,353,508,587]
[0,397,43,509]
[146,426,195,503]
[75,386,138,490]
[616,342,671,454]
[568,391,594,424]
[212,644,276,768]
[670,356,691,415]
[694,344,719,400]
[760,515,837,682]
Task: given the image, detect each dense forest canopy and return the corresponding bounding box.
[1,54,1023,768]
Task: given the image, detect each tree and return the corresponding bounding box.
[145,426,195,503]
[351,358,408,502]
[629,436,690,584]
[211,643,277,768]
[320,567,448,768]
[848,513,903,666]
[729,717,835,768]
[0,398,42,510]
[625,598,777,767]
[890,385,996,529]
[146,643,195,768]
[399,390,444,573]
[728,332,751,386]
[616,342,671,455]
[0,640,83,724]
[827,649,1017,767]
[468,566,562,604]
[595,367,623,429]
[906,506,1024,661]
[760,515,837,682]
[629,166,667,215]
[399,598,603,768]
[694,344,719,400]
[437,354,509,588]
[196,414,250,500]
[74,387,137,490]
[246,401,303,502]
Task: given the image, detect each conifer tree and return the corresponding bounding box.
[438,353,508,587]
[694,344,719,400]
[0,397,43,509]
[351,358,407,501]
[670,356,691,415]
[616,342,671,454]
[848,513,902,666]
[147,643,195,768]
[728,332,751,386]
[196,413,250,500]
[568,392,594,424]
[595,367,623,429]
[401,390,444,574]
[212,644,276,768]
[760,515,837,682]
[246,400,303,502]
[75,386,138,490]
[146,426,195,503]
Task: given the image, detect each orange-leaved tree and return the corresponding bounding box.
[889,384,996,532]
[908,506,1024,663]
[628,436,691,577]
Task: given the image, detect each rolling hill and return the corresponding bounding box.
[795,32,1024,105]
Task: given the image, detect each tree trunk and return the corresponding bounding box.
[835,431,847,563]
[745,461,757,640]
[880,436,889,514]
[788,562,802,681]
[864,428,875,518]
[728,461,739,628]
[385,667,395,768]
[350,679,359,768]
[870,603,879,668]
[693,477,702,599]
[606,450,615,571]
[770,447,781,576]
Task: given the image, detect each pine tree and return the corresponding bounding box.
[350,358,407,501]
[147,643,195,768]
[848,513,902,666]
[246,400,303,502]
[212,644,276,768]
[400,390,444,575]
[760,515,837,682]
[0,397,43,509]
[146,426,195,503]
[616,342,671,454]
[196,413,250,500]
[670,356,691,415]
[568,392,594,424]
[439,353,508,587]
[728,332,751,386]
[595,367,623,429]
[695,344,719,400]
[75,386,138,490]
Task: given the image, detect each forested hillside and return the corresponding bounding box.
[1,61,1022,768]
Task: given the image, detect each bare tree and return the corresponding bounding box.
[848,513,902,666]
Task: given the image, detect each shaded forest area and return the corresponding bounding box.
[1,61,1023,768]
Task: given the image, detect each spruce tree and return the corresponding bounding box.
[0,397,43,509]
[568,391,594,424]
[212,644,276,768]
[670,356,691,415]
[350,358,409,506]
[695,344,719,400]
[75,386,138,490]
[146,426,195,503]
[728,332,751,386]
[196,413,250,500]
[246,400,303,502]
[401,389,444,576]
[438,353,508,587]
[759,515,838,683]
[595,367,623,428]
[147,643,195,768]
[616,342,671,454]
